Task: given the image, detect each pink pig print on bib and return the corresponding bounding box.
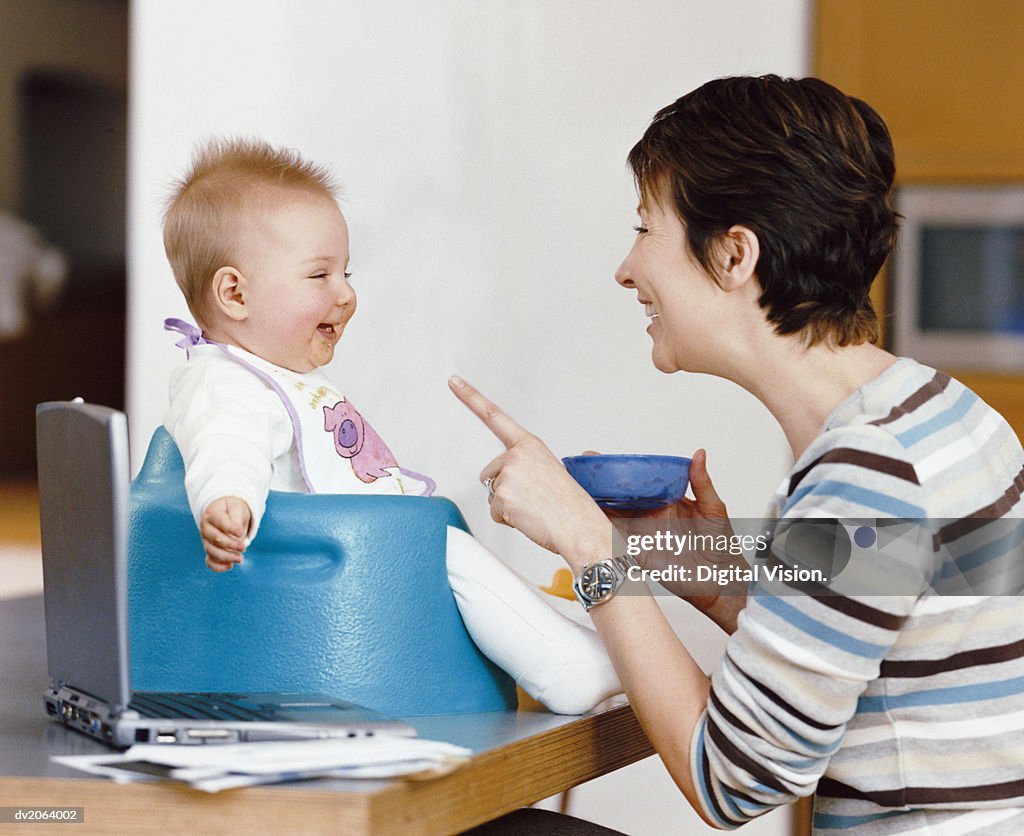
[322,399,397,482]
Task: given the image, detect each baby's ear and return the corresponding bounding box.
[210,266,248,321]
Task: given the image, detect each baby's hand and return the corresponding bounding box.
[200,496,252,572]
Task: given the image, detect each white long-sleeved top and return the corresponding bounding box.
[164,342,414,541]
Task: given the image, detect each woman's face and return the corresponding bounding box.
[614,196,724,374]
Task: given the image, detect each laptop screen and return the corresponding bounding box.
[37,401,132,711]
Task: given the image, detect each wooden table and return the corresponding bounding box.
[0,595,654,834]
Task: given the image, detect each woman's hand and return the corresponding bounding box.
[602,447,726,526]
[604,449,746,634]
[448,376,612,565]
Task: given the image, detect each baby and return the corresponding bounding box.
[160,137,620,715]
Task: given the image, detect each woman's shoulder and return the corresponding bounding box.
[829,358,1016,450]
[781,359,1024,520]
[781,421,926,518]
[825,358,946,429]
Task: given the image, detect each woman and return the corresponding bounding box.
[450,75,1024,833]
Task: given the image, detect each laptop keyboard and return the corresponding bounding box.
[129,692,278,721]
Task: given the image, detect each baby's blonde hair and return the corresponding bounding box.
[163,137,338,326]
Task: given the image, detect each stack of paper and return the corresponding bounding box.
[53,737,472,792]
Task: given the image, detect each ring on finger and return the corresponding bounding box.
[482,476,495,499]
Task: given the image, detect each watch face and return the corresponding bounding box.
[580,563,617,601]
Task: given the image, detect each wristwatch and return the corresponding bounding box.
[573,555,639,611]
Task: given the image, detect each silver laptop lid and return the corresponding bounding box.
[37,401,131,711]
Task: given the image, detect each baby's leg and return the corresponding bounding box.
[445,526,622,715]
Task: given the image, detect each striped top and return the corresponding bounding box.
[691,358,1024,833]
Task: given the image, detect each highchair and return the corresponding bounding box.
[127,427,517,716]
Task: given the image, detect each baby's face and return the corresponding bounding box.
[234,191,355,372]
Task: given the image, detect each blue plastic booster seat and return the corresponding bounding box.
[127,428,517,716]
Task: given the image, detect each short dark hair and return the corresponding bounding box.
[627,75,898,346]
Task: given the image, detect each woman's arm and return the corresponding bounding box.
[448,376,721,825]
[567,533,718,823]
[448,377,923,828]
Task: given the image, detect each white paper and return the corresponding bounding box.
[53,736,472,792]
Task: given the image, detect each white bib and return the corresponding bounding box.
[166,319,434,496]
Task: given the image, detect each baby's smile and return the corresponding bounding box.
[317,322,341,341]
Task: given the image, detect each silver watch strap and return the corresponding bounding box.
[608,554,639,578]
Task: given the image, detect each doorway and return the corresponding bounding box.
[0,1,128,476]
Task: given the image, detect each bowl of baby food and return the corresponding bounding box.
[562,454,691,510]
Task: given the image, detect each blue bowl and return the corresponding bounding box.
[562,454,691,510]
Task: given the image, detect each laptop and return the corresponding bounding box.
[36,399,415,748]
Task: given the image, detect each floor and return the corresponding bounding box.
[0,479,44,600]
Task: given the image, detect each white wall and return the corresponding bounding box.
[128,2,807,832]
